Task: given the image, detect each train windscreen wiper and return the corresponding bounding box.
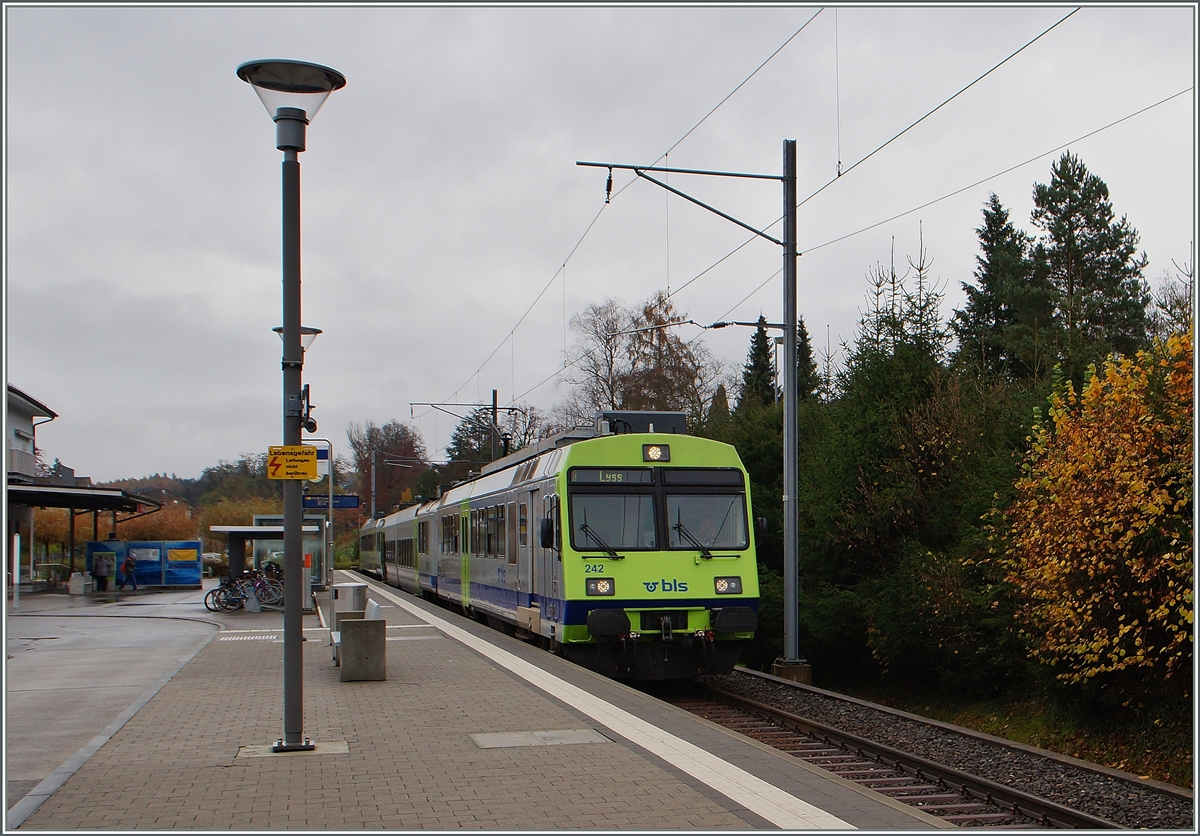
[672,516,713,559]
[579,522,624,560]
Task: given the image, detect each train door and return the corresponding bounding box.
[520,490,537,600]
[539,493,562,623]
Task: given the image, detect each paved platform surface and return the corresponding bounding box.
[6,572,945,830]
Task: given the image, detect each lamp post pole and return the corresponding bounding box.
[278,117,308,750]
[238,59,345,752]
[578,140,809,680]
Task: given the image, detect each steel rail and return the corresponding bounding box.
[704,684,1123,830]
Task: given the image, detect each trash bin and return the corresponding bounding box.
[332,582,367,612]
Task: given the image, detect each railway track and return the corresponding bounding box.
[669,687,1123,829]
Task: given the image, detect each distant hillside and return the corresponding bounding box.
[99,474,202,506]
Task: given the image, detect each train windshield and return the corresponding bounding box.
[569,494,657,551]
[666,494,748,550]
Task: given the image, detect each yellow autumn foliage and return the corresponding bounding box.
[1005,331,1193,696]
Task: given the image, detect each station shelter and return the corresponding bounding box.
[251,513,328,589]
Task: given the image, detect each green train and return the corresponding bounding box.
[359,411,759,679]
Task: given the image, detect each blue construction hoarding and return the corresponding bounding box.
[85,540,203,589]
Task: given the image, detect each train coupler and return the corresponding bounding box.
[659,617,675,642]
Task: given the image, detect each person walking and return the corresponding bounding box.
[118,554,138,591]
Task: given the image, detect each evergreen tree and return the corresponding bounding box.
[446,407,500,466]
[1030,151,1150,384]
[737,316,778,410]
[445,403,545,467]
[952,193,1050,378]
[796,316,820,401]
[704,383,731,431]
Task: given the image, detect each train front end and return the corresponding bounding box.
[556,432,760,679]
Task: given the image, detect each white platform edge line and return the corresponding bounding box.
[375,586,854,831]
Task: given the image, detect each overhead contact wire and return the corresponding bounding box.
[608,11,823,205]
[801,87,1193,255]
[798,7,1080,210]
[441,12,822,410]
[669,6,1089,312]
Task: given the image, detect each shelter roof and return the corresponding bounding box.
[210,526,320,538]
[6,483,161,513]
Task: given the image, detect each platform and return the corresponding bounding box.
[6,572,946,830]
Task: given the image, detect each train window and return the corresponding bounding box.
[518,503,528,547]
[418,521,429,555]
[569,494,657,551]
[443,513,461,554]
[665,494,748,550]
[496,505,506,558]
[508,503,518,564]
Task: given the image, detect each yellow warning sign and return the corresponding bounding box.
[267,445,318,480]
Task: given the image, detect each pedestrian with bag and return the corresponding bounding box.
[118,554,138,591]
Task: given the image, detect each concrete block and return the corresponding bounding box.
[339,618,386,681]
[332,609,364,633]
[771,661,812,685]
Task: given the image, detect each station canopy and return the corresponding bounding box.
[6,483,162,514]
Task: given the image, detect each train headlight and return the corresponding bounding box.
[586,577,615,596]
[714,576,742,595]
[642,444,670,462]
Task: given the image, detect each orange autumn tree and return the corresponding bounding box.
[114,503,199,541]
[1004,331,1193,699]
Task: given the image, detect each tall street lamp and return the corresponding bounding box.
[238,58,345,753]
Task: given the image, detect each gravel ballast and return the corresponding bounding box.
[703,670,1194,830]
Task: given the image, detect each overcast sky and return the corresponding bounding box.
[5,3,1195,483]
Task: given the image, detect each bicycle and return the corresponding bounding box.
[203,570,284,612]
[204,577,245,612]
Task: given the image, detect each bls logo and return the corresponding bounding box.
[643,578,689,593]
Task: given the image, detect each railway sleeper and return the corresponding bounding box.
[886,793,970,804]
[829,764,896,775]
[941,812,1022,825]
[830,769,908,779]
[852,778,938,788]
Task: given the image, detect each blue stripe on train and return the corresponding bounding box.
[461,584,757,627]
